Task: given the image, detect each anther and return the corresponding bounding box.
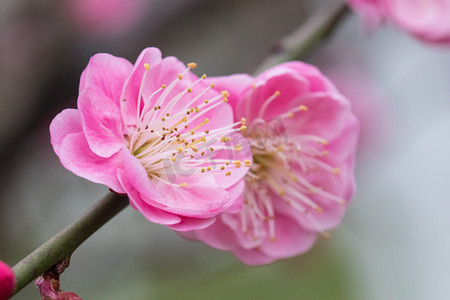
[144,63,150,71]
[187,62,197,69]
[299,105,308,111]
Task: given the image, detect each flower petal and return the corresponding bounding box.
[79,52,133,100]
[49,109,82,156]
[58,132,125,193]
[78,87,125,158]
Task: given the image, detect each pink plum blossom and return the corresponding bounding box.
[347,0,450,45]
[50,47,250,231]
[62,0,149,36]
[0,261,14,300]
[181,62,359,265]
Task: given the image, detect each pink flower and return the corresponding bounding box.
[347,0,450,45]
[181,62,359,265]
[62,0,149,36]
[50,47,250,231]
[0,261,15,300]
[35,275,82,300]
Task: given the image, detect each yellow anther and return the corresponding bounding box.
[210,83,215,88]
[205,130,209,134]
[241,117,247,125]
[190,145,198,152]
[195,107,199,113]
[202,74,207,79]
[221,91,230,98]
[240,125,247,133]
[170,157,176,162]
[161,84,166,89]
[277,145,283,152]
[220,135,226,142]
[274,90,281,97]
[176,147,183,153]
[210,147,214,152]
[299,105,308,111]
[190,107,194,113]
[187,88,192,93]
[170,116,187,131]
[223,98,228,103]
[144,63,150,71]
[220,166,225,170]
[321,232,331,240]
[201,168,205,173]
[204,99,209,104]
[225,171,231,176]
[207,167,212,171]
[244,159,251,167]
[187,62,197,69]
[178,74,183,80]
[234,145,242,151]
[315,206,324,213]
[287,112,293,118]
[226,161,230,166]
[189,118,210,134]
[161,117,166,121]
[333,168,340,175]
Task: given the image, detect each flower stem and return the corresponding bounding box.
[254,2,350,74]
[11,192,129,295]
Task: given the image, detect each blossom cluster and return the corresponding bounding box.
[347,0,450,45]
[50,47,359,264]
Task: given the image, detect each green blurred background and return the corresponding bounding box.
[1,0,450,299]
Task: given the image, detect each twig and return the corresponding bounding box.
[255,2,350,74]
[12,192,129,295]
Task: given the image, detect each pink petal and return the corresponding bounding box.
[79,53,133,100]
[58,132,125,193]
[117,169,181,225]
[78,87,125,158]
[49,109,82,156]
[121,148,232,219]
[205,74,254,111]
[167,216,216,232]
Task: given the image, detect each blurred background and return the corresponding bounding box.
[1,0,450,299]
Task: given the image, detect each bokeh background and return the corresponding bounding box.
[1,0,450,299]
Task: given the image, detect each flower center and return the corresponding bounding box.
[121,62,248,187]
[240,91,344,242]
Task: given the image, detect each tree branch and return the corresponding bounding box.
[255,2,350,74]
[12,192,129,295]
